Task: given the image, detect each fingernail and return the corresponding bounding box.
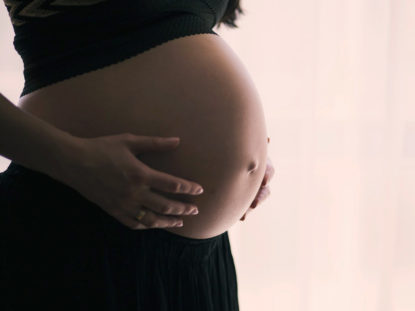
[195,187,204,194]
[166,137,180,144]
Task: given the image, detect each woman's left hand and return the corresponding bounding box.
[240,150,275,221]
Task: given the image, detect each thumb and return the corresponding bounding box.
[125,135,180,154]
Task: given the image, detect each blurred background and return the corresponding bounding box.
[1,1,414,310]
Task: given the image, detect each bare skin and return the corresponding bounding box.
[18,33,268,239]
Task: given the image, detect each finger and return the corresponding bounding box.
[242,204,257,220]
[250,185,266,207]
[124,134,181,154]
[251,187,271,208]
[114,213,148,230]
[261,168,275,187]
[241,207,254,221]
[266,157,276,182]
[250,191,260,207]
[145,167,204,195]
[131,206,184,228]
[251,193,267,208]
[140,190,198,215]
[261,171,271,186]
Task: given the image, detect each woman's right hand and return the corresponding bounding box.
[58,133,203,230]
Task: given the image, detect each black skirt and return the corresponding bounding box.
[0,162,239,311]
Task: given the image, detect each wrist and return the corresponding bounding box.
[44,131,86,185]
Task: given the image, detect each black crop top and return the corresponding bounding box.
[3,0,229,97]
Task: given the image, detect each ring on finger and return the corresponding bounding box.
[135,207,147,221]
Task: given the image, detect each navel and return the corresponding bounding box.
[247,160,259,173]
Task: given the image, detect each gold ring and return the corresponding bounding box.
[135,208,146,221]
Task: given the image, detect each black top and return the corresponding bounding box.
[3,0,229,97]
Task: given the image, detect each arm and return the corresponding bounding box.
[0,92,80,181]
[0,92,205,229]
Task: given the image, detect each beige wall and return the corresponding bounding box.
[1,1,415,310]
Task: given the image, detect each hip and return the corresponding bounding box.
[0,165,239,310]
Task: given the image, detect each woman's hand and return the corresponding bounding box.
[57,133,203,230]
[240,143,275,221]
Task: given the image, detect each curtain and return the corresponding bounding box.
[219,1,415,310]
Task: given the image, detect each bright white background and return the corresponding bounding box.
[1,1,415,310]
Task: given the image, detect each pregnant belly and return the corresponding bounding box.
[18,33,269,239]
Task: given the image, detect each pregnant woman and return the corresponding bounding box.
[0,0,273,310]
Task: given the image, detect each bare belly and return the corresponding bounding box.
[18,33,269,239]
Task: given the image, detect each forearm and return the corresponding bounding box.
[0,92,81,180]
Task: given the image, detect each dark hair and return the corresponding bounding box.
[216,0,245,29]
